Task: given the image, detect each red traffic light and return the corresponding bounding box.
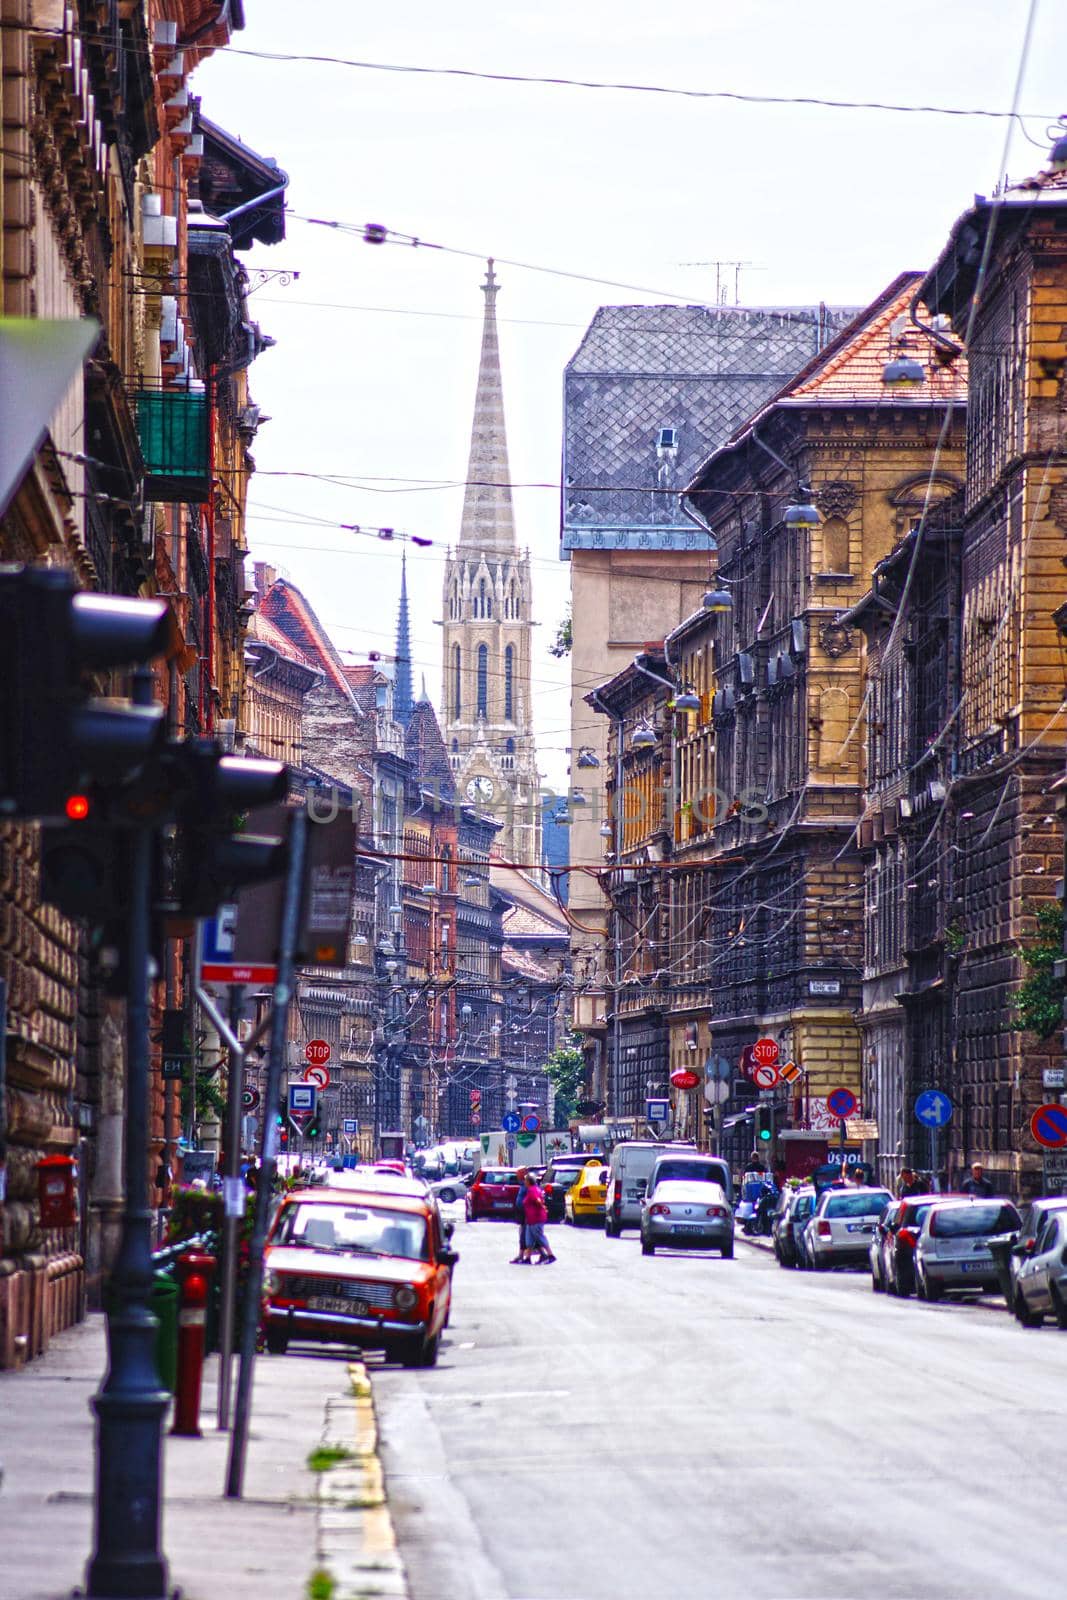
[65,793,91,820]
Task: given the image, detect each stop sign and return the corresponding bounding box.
[305,1039,331,1066]
[753,1037,779,1068]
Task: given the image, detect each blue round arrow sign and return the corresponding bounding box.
[914,1089,953,1129]
[501,1111,521,1133]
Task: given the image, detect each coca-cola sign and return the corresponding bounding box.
[670,1068,700,1090]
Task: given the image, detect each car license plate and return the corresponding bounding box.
[960,1261,988,1272]
[309,1295,359,1316]
[846,1224,873,1234]
[672,1224,705,1234]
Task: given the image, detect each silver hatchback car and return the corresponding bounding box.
[914,1198,1021,1300]
[640,1179,734,1257]
[802,1187,893,1270]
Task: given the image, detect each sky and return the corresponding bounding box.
[193,0,1064,789]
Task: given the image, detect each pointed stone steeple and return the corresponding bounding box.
[458,259,516,555]
[393,549,414,728]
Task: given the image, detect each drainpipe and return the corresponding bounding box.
[219,179,290,229]
[203,364,217,733]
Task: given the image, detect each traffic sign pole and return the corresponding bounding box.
[216,983,247,1432]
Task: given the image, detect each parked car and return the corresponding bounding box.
[988,1197,1067,1309]
[802,1187,893,1271]
[1013,1209,1067,1327]
[542,1157,592,1222]
[604,1141,697,1236]
[465,1168,522,1222]
[773,1186,816,1268]
[914,1198,1022,1301]
[871,1194,946,1297]
[564,1162,609,1225]
[262,1185,457,1366]
[428,1172,471,1205]
[639,1178,734,1257]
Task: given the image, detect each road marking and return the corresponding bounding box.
[390,1389,572,1404]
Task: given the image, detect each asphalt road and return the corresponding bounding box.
[369,1208,1067,1600]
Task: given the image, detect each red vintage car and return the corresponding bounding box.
[263,1185,457,1367]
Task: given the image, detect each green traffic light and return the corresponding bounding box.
[758,1128,772,1141]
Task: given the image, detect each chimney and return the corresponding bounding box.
[253,561,277,599]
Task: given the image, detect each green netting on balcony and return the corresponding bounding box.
[132,386,210,502]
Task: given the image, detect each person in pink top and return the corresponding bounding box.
[521,1176,557,1265]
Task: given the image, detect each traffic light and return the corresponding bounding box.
[0,566,172,821]
[305,1112,322,1141]
[755,1104,775,1144]
[167,740,289,918]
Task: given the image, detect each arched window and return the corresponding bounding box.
[477,644,488,717]
[504,644,514,720]
[509,580,518,619]
[504,736,515,771]
[452,644,462,719]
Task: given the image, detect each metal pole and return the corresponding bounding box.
[226,805,308,1499]
[215,983,246,1430]
[611,709,624,1122]
[85,816,170,1598]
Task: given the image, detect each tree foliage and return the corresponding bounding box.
[1011,901,1065,1040]
[544,1035,585,1122]
[548,609,572,659]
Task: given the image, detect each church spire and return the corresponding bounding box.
[393,549,414,728]
[458,259,516,555]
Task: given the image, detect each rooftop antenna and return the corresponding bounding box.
[677,260,764,305]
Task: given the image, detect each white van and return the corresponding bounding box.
[605,1141,699,1235]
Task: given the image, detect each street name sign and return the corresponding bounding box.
[914,1090,953,1129]
[846,1118,879,1141]
[1030,1103,1067,1150]
[1043,1067,1067,1091]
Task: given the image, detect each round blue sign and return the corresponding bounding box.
[521,1113,541,1133]
[914,1089,953,1129]
[826,1087,857,1120]
[501,1111,521,1133]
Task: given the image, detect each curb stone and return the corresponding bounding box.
[313,1362,410,1600]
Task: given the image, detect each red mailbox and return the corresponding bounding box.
[37,1155,78,1229]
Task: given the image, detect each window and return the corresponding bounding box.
[504,645,514,720]
[477,577,492,619]
[477,644,488,716]
[453,645,462,719]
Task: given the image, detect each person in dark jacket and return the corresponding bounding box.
[961,1162,993,1197]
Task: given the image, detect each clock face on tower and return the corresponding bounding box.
[466,775,495,802]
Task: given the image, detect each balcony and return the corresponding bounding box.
[130,382,210,502]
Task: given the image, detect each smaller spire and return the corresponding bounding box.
[393,549,414,728]
[419,672,429,703]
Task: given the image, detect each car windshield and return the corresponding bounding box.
[824,1192,891,1219]
[480,1170,518,1185]
[547,1168,583,1187]
[276,1202,429,1262]
[931,1203,1020,1238]
[795,1197,814,1218]
[902,1202,935,1226]
[654,1160,725,1185]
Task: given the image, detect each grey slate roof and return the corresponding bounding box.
[562,304,859,547]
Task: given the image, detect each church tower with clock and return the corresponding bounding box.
[441,262,541,867]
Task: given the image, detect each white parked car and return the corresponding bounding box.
[802,1187,893,1270]
[913,1198,1021,1300]
[1014,1208,1067,1327]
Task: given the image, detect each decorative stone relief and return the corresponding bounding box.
[819,620,854,659]
[815,481,859,520]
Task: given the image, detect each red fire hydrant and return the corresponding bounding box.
[171,1250,216,1438]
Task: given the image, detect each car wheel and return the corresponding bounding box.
[641,1236,655,1256]
[399,1331,440,1368]
[605,1217,619,1237]
[871,1264,884,1293]
[1015,1289,1044,1328]
[266,1329,288,1356]
[466,1210,477,1222]
[812,1255,829,1272]
[921,1271,943,1302]
[893,1267,912,1299]
[721,1238,734,1260]
[438,1188,455,1204]
[1051,1286,1067,1331]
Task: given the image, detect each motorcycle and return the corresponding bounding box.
[739,1176,779,1236]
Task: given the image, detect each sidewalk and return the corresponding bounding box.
[0,1314,407,1600]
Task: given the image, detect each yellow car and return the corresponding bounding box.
[564,1161,609,1225]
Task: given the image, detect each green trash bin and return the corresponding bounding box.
[151,1273,180,1394]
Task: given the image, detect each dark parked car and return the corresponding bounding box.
[773,1186,815,1268]
[870,1194,945,1297]
[542,1158,593,1222]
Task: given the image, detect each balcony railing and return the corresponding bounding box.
[130,382,210,502]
